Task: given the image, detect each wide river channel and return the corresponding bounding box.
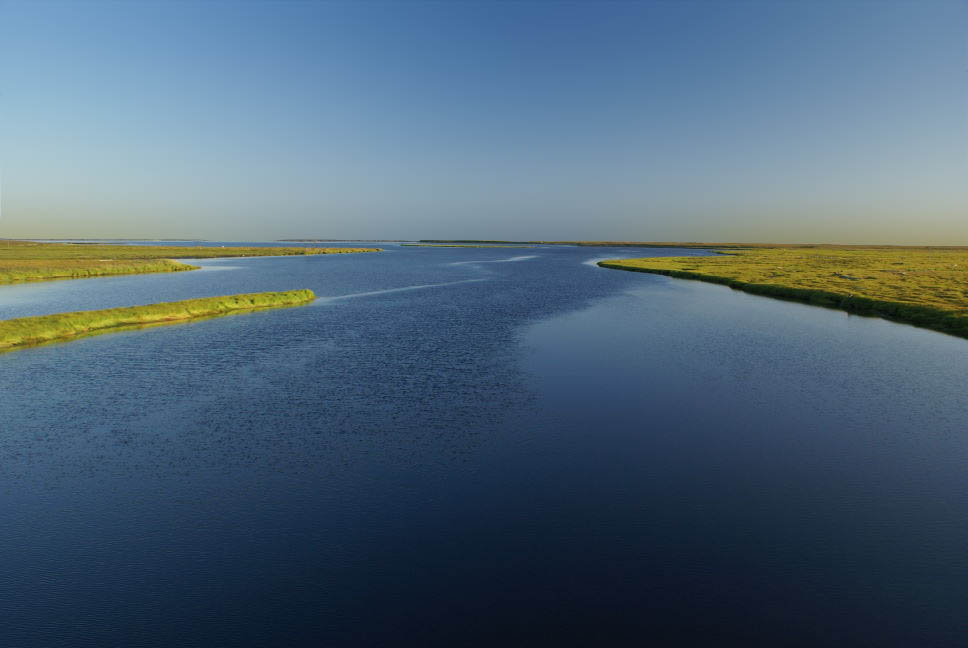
[1,243,966,646]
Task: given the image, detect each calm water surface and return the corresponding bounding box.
[1,243,966,646]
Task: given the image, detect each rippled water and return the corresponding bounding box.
[1,243,966,646]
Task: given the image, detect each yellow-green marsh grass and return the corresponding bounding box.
[0,241,380,284]
[0,289,316,351]
[599,248,968,339]
[0,258,200,283]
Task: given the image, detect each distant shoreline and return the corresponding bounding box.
[402,243,536,249]
[0,241,380,284]
[278,239,408,243]
[421,240,968,250]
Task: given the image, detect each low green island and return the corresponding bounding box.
[599,247,968,339]
[0,290,316,351]
[0,240,380,284]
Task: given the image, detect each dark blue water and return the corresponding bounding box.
[1,243,966,646]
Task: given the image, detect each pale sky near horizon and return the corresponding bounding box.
[1,0,966,243]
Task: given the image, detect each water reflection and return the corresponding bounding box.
[0,243,965,646]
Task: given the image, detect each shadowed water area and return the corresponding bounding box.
[1,243,966,646]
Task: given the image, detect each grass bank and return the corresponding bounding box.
[0,258,200,283]
[555,241,968,249]
[0,289,316,351]
[0,241,380,283]
[598,248,968,339]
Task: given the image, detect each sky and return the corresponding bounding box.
[0,0,965,243]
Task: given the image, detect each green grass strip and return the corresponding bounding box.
[0,289,316,351]
[0,259,200,284]
[0,241,381,284]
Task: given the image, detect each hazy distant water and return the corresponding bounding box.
[1,243,966,646]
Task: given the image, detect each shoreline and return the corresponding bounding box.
[0,242,380,284]
[417,240,968,250]
[0,259,200,284]
[402,243,536,249]
[598,258,968,340]
[0,290,316,351]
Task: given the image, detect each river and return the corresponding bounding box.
[1,243,966,646]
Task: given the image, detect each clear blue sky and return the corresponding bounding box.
[1,0,965,243]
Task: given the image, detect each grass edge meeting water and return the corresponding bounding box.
[0,290,317,351]
[599,248,968,339]
[0,241,381,284]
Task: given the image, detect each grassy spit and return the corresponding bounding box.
[0,240,380,283]
[0,290,316,351]
[0,258,199,283]
[599,248,968,339]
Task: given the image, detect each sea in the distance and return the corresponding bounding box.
[1,242,966,646]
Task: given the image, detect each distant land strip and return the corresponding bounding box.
[402,243,536,248]
[560,241,968,250]
[421,240,968,250]
[0,290,316,351]
[278,239,407,243]
[599,248,968,340]
[0,241,380,284]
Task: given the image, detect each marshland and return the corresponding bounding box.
[0,240,379,283]
[0,289,315,351]
[4,0,967,645]
[2,241,966,646]
[599,247,968,339]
